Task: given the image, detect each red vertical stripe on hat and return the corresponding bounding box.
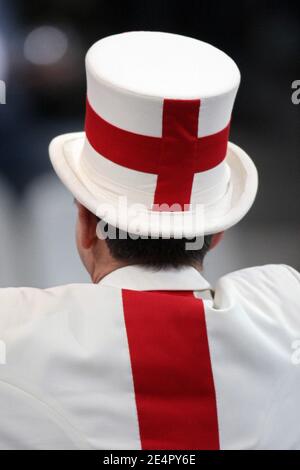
[122,289,219,450]
[153,99,200,211]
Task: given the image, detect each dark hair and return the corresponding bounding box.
[100,221,213,269]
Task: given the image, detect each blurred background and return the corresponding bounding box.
[0,0,299,287]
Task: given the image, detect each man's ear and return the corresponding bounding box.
[209,231,225,250]
[77,203,98,250]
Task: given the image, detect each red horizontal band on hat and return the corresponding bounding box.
[85,98,230,209]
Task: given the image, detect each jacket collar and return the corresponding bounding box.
[99,265,211,292]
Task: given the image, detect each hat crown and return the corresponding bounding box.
[85,31,240,138]
[86,31,240,99]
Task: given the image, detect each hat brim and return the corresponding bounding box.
[49,132,258,237]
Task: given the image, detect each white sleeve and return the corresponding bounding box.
[281,264,300,283]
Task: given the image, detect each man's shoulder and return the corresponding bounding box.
[0,282,121,334]
[0,281,118,303]
[219,263,300,287]
[214,264,300,330]
[216,264,300,304]
[0,282,125,449]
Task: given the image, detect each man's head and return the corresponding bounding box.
[50,33,258,259]
[75,202,224,283]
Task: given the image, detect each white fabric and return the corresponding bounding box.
[206,265,300,449]
[81,138,157,207]
[0,284,140,450]
[197,90,238,137]
[0,264,299,449]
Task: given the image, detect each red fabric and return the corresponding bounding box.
[153,99,200,210]
[85,98,230,209]
[122,289,220,450]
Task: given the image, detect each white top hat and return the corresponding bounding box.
[49,31,258,238]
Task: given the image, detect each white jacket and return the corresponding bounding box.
[0,264,299,450]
